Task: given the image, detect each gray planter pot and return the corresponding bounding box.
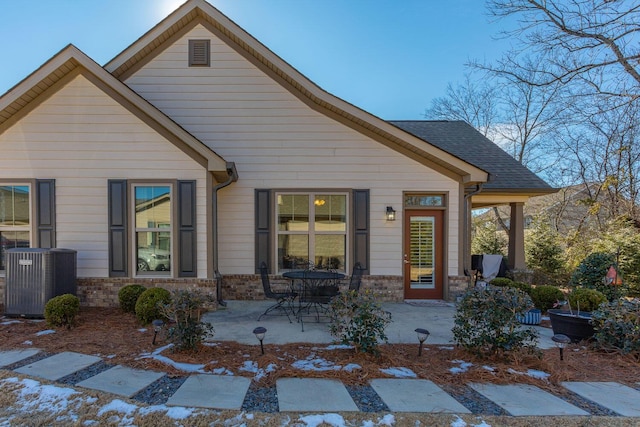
[548,309,595,342]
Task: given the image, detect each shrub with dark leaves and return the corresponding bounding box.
[453,287,538,357]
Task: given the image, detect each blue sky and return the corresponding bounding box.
[0,0,514,120]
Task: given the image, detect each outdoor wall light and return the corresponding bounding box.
[415,328,430,356]
[152,319,164,345]
[386,206,396,221]
[552,333,571,361]
[253,326,267,355]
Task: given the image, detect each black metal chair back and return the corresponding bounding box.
[348,262,364,292]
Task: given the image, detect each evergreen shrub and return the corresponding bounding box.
[44,294,80,328]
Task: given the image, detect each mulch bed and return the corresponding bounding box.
[2,306,639,396]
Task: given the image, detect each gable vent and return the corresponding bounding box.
[189,39,210,66]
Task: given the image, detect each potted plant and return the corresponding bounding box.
[548,288,607,342]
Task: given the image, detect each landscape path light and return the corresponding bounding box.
[415,328,430,357]
[253,326,267,355]
[552,333,571,361]
[152,319,164,345]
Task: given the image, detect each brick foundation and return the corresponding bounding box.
[0,273,465,309]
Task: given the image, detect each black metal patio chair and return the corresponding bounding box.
[257,262,297,323]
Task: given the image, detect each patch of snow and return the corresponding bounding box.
[377,414,395,425]
[451,415,467,427]
[439,346,455,350]
[2,377,93,423]
[342,363,361,372]
[35,329,55,336]
[482,365,495,372]
[137,343,208,373]
[324,344,353,350]
[298,413,346,427]
[138,404,197,420]
[507,368,550,380]
[450,360,473,374]
[22,340,32,345]
[138,328,147,332]
[239,361,278,381]
[1,320,22,325]
[379,367,416,378]
[210,367,234,375]
[473,420,492,427]
[293,356,340,371]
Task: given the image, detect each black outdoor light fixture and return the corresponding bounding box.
[386,206,396,221]
[552,333,571,361]
[152,319,164,345]
[415,328,430,356]
[253,326,267,355]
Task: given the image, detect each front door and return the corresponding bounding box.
[403,210,444,299]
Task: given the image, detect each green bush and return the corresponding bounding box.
[530,285,564,312]
[567,288,607,313]
[489,277,514,288]
[159,289,215,351]
[44,294,80,328]
[525,217,566,276]
[452,287,538,356]
[118,284,147,313]
[569,252,623,301]
[591,299,640,356]
[329,290,392,355]
[135,287,171,324]
[490,277,532,295]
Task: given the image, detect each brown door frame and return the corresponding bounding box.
[403,209,444,299]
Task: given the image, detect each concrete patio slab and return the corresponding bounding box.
[562,381,640,417]
[0,349,40,368]
[166,374,251,410]
[469,383,589,416]
[76,365,165,398]
[277,378,359,412]
[14,351,102,381]
[370,378,470,413]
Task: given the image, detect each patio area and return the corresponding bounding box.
[202,300,557,349]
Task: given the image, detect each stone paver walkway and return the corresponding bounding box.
[2,349,640,416]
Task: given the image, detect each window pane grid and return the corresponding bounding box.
[0,185,31,271]
[134,185,171,274]
[277,192,347,272]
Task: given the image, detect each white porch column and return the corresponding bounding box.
[508,202,526,270]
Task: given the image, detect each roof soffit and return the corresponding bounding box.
[0,44,228,176]
[105,0,488,184]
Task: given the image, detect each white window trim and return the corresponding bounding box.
[131,183,173,277]
[0,182,33,273]
[275,191,350,273]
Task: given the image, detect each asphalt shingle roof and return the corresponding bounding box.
[389,120,554,193]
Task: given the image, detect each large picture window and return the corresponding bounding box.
[0,184,31,271]
[134,185,172,274]
[276,193,347,272]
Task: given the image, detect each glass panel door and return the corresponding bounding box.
[404,210,443,299]
[409,216,435,289]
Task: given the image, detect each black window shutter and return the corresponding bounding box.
[108,180,128,277]
[352,189,370,274]
[36,179,56,248]
[255,189,271,273]
[178,180,197,277]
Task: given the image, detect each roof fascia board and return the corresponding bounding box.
[105,0,488,184]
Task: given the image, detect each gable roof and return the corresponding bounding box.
[104,0,489,185]
[0,44,231,182]
[389,120,555,195]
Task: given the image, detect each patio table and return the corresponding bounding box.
[282,270,345,331]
